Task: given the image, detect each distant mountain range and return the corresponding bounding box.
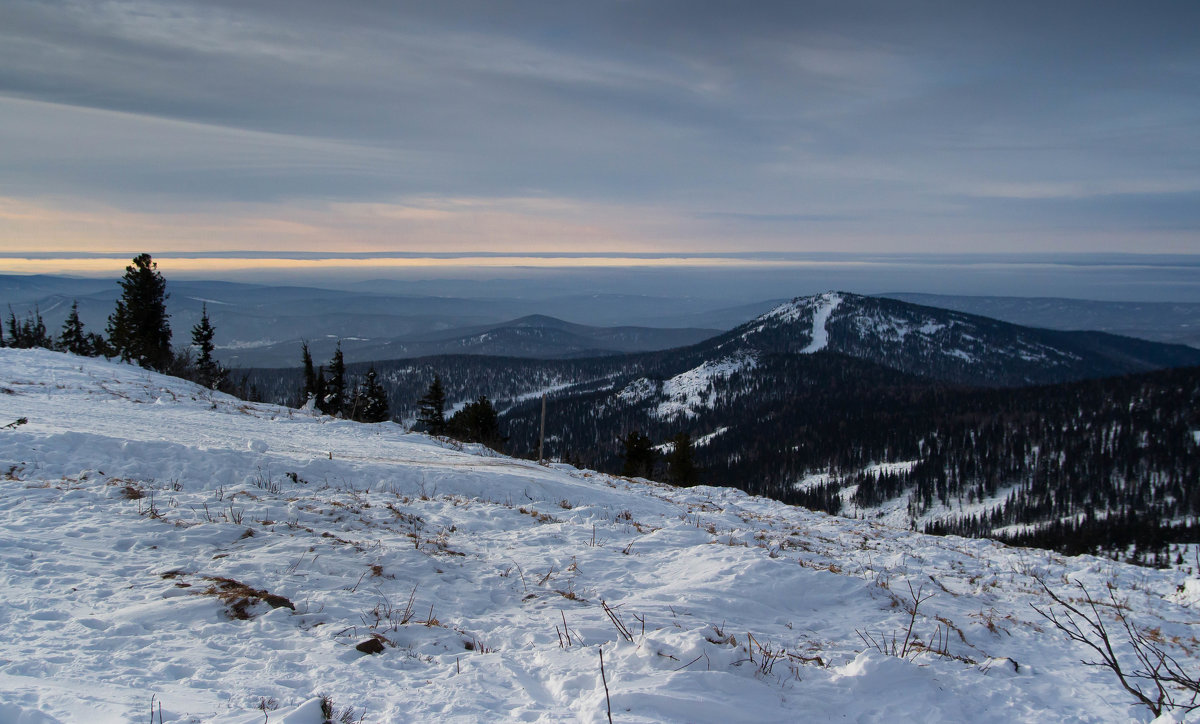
[0,275,731,366]
[8,274,1199,369]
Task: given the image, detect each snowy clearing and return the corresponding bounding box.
[1,349,1198,723]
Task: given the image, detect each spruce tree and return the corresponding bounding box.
[300,342,317,405]
[190,304,225,389]
[666,431,698,486]
[357,367,390,423]
[447,395,502,447]
[58,301,90,355]
[620,430,656,479]
[6,306,50,349]
[323,343,346,416]
[416,375,447,435]
[312,365,327,413]
[107,253,172,371]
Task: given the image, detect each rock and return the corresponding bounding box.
[356,637,385,655]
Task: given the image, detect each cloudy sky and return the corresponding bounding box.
[0,0,1198,260]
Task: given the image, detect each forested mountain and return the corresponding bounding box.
[705,292,1200,386]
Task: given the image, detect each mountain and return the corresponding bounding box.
[3,347,1199,721]
[248,314,720,366]
[885,292,1200,349]
[704,292,1200,386]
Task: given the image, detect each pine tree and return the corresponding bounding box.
[416,375,447,435]
[620,430,657,479]
[666,431,698,486]
[58,301,90,355]
[323,343,346,416]
[190,304,225,389]
[107,253,172,371]
[356,367,390,423]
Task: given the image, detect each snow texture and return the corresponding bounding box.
[1,348,1199,722]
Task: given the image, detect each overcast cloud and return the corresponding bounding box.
[0,0,1197,254]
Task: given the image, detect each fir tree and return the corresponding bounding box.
[416,375,447,435]
[620,430,657,479]
[107,253,172,371]
[666,431,698,486]
[190,304,226,389]
[58,301,90,355]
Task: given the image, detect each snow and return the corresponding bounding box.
[799,293,842,354]
[616,377,657,404]
[2,348,1199,722]
[655,354,756,420]
[693,427,729,448]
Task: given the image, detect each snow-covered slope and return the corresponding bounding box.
[2,349,1198,722]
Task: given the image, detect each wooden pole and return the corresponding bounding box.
[538,393,547,463]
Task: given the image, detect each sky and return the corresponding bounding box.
[0,0,1198,264]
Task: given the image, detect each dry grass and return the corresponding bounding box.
[197,576,295,620]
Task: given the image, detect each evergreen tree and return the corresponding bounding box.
[190,304,226,389]
[416,375,447,435]
[666,431,698,486]
[6,306,50,349]
[312,365,327,413]
[355,367,390,423]
[58,301,90,355]
[620,430,657,479]
[87,332,110,357]
[448,395,502,447]
[107,253,172,371]
[322,343,346,416]
[300,342,317,406]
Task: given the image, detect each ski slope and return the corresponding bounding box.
[1,348,1198,723]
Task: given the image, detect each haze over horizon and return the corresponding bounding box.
[1,1,1198,260]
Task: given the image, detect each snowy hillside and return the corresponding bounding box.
[2,349,1199,722]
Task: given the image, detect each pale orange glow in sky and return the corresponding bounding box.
[0,254,888,278]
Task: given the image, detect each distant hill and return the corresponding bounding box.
[884,292,1200,349]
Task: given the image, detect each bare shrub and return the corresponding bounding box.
[1032,577,1200,717]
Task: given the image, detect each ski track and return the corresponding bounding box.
[0,348,1198,723]
[800,293,842,354]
